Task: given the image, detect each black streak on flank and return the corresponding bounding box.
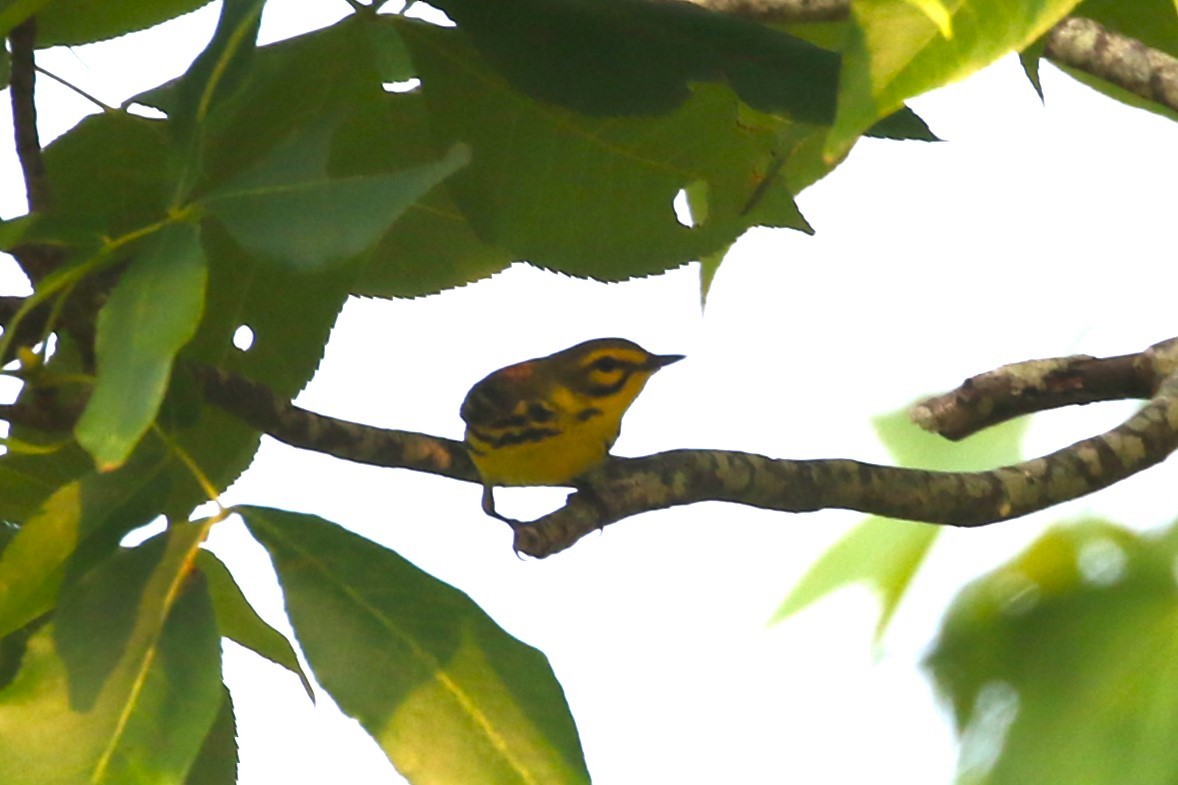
[470,426,562,448]
[528,402,557,422]
[577,407,604,421]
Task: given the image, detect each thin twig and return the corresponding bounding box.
[34,65,114,113]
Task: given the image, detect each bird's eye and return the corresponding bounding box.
[591,356,622,373]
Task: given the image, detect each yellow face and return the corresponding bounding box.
[461,338,682,487]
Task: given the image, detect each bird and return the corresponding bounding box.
[460,337,683,522]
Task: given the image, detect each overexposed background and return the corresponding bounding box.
[3,2,1176,782]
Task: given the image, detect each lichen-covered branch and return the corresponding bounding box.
[190,339,1178,559]
[515,357,1178,555]
[191,365,478,482]
[1044,17,1178,115]
[912,341,1169,440]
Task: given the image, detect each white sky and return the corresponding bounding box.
[4,1,1178,783]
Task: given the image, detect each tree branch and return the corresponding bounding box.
[8,19,49,214]
[191,365,478,482]
[912,349,1160,441]
[190,338,1178,558]
[514,337,1178,556]
[7,18,65,288]
[670,0,1178,116]
[1043,17,1178,115]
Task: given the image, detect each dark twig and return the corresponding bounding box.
[8,19,49,214]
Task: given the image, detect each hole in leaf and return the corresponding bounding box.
[405,3,456,27]
[126,104,167,120]
[120,516,167,547]
[672,188,695,228]
[383,78,422,94]
[233,325,255,352]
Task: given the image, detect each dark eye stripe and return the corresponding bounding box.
[583,372,631,398]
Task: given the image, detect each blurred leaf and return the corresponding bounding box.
[928,519,1178,785]
[35,0,214,47]
[0,50,9,90]
[196,549,313,700]
[873,401,1028,472]
[75,222,207,470]
[0,446,172,641]
[204,125,470,270]
[829,0,1082,156]
[773,405,1028,635]
[401,20,813,279]
[185,685,238,785]
[772,516,939,639]
[241,506,590,785]
[0,524,221,785]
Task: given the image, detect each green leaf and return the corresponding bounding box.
[0,1,51,39]
[35,0,213,47]
[75,222,207,470]
[829,0,1083,156]
[1018,37,1047,100]
[185,685,238,785]
[0,446,172,641]
[401,20,813,279]
[196,549,314,700]
[902,0,953,36]
[431,0,843,121]
[341,91,513,298]
[241,506,590,785]
[927,519,1178,785]
[0,523,221,785]
[773,405,1028,636]
[203,125,470,270]
[164,224,354,516]
[169,0,266,202]
[30,112,171,249]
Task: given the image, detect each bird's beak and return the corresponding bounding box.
[649,353,685,370]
